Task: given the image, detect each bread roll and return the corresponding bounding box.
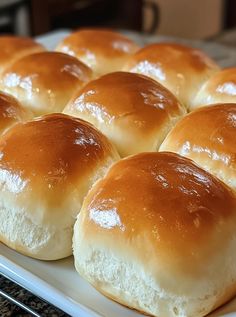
[191,67,236,110]
[0,52,92,116]
[0,91,32,135]
[0,36,45,75]
[123,43,219,108]
[160,103,236,191]
[73,152,236,317]
[0,113,119,260]
[56,29,139,76]
[64,72,186,157]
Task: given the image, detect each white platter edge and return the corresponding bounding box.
[0,254,101,317]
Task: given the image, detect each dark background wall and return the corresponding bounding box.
[0,0,235,38]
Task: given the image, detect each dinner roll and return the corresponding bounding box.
[0,113,119,260]
[124,43,219,108]
[191,67,236,110]
[0,91,32,135]
[73,152,236,317]
[56,29,139,76]
[0,52,92,116]
[0,36,44,75]
[160,103,236,191]
[64,72,186,157]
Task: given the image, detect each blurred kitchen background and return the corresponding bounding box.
[0,0,235,41]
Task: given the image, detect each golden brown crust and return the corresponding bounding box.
[0,52,93,116]
[0,91,32,135]
[73,152,236,317]
[124,43,219,108]
[0,113,117,197]
[81,152,236,265]
[0,36,45,75]
[56,29,139,75]
[0,113,119,259]
[160,103,236,191]
[74,152,236,316]
[191,67,236,110]
[64,71,186,156]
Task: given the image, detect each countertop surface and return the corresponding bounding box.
[0,274,68,316]
[0,28,235,317]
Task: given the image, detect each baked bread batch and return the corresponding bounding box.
[0,29,236,317]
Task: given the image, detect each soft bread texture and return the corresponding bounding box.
[0,52,92,116]
[0,91,32,135]
[56,29,139,76]
[160,103,236,191]
[0,113,119,260]
[0,36,45,75]
[123,43,219,108]
[191,67,236,110]
[73,152,236,317]
[64,72,186,157]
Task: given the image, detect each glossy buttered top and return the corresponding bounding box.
[65,71,185,129]
[0,36,44,74]
[0,91,31,135]
[160,103,236,190]
[79,152,236,269]
[0,113,117,202]
[64,72,185,156]
[124,43,219,108]
[56,29,139,75]
[191,67,236,110]
[0,52,93,115]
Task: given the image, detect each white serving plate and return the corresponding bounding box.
[1,243,236,317]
